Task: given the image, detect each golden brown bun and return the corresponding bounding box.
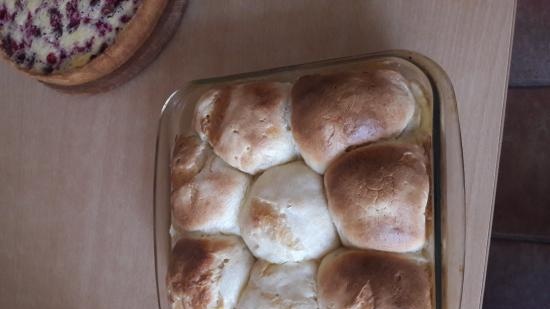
[171,135,212,190]
[170,136,250,235]
[167,234,254,309]
[324,143,429,252]
[317,249,431,309]
[193,81,298,174]
[291,70,416,173]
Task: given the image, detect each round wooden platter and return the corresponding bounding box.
[46,0,187,94]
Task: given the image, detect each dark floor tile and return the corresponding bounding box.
[492,88,550,238]
[510,0,550,86]
[483,240,550,309]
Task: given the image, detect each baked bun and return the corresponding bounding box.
[291,70,416,173]
[324,143,429,252]
[317,249,431,309]
[171,137,251,235]
[167,234,254,309]
[238,260,318,309]
[239,161,339,263]
[171,135,212,190]
[194,81,298,174]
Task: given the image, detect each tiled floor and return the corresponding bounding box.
[483,1,550,308]
[510,0,550,86]
[484,240,550,309]
[491,88,550,239]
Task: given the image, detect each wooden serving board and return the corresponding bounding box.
[47,0,188,94]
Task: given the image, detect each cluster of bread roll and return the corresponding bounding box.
[167,69,432,309]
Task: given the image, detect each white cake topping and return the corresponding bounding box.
[0,0,142,74]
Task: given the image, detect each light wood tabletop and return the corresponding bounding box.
[0,1,516,308]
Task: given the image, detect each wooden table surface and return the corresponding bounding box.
[0,1,516,308]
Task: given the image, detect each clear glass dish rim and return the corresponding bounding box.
[153,49,466,309]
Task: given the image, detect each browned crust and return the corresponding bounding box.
[324,143,429,252]
[193,81,294,174]
[195,86,232,146]
[0,0,168,86]
[167,235,237,309]
[196,82,287,147]
[291,70,415,172]
[169,130,251,234]
[318,249,431,309]
[171,135,211,191]
[248,197,303,250]
[171,175,237,231]
[171,155,248,232]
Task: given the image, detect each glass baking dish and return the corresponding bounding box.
[153,50,465,309]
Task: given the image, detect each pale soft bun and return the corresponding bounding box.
[171,137,251,235]
[239,161,339,263]
[193,81,298,175]
[238,260,319,309]
[291,70,416,173]
[167,234,254,309]
[324,143,429,252]
[317,249,431,309]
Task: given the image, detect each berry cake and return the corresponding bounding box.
[0,0,168,86]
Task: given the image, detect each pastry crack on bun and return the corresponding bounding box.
[167,234,254,309]
[193,81,299,175]
[237,260,319,309]
[239,161,340,263]
[317,249,431,309]
[291,70,416,173]
[171,135,251,235]
[324,142,429,252]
